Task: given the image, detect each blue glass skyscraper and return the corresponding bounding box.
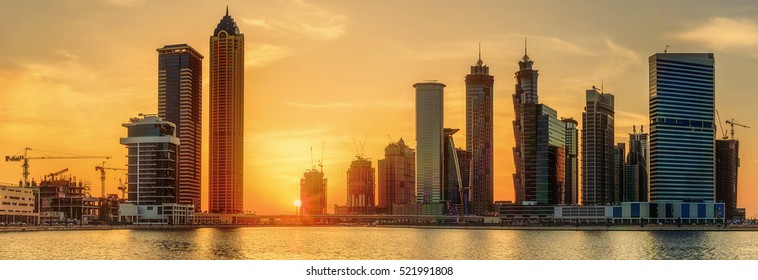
[649,53,715,202]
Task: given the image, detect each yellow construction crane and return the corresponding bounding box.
[46,168,69,181]
[95,161,127,199]
[117,178,128,200]
[725,119,750,140]
[5,147,111,187]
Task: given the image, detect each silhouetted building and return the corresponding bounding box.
[377,139,415,214]
[716,139,739,220]
[582,86,615,205]
[301,168,327,215]
[346,157,375,214]
[157,44,203,212]
[614,143,626,204]
[210,7,245,213]
[625,126,648,202]
[466,47,495,215]
[456,148,472,214]
[414,82,445,203]
[512,43,538,204]
[443,128,463,214]
[119,114,194,224]
[562,118,578,205]
[520,103,565,205]
[649,53,715,202]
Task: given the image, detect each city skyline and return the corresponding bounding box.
[2,1,758,216]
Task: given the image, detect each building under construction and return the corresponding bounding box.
[345,156,375,214]
[37,175,101,225]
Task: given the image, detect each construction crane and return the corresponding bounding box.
[95,161,127,199]
[5,147,111,187]
[725,119,751,140]
[117,178,127,200]
[716,110,728,140]
[46,168,69,181]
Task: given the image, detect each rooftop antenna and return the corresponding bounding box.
[310,146,314,170]
[633,125,637,134]
[664,45,670,53]
[226,5,229,16]
[601,78,604,93]
[641,125,644,134]
[479,42,482,61]
[524,37,528,56]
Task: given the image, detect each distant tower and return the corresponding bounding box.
[377,138,415,214]
[561,118,579,205]
[157,44,203,212]
[301,167,327,215]
[209,7,245,213]
[512,39,539,204]
[466,45,495,215]
[614,143,626,203]
[716,139,739,220]
[346,156,375,214]
[582,86,615,205]
[443,128,463,213]
[625,126,649,202]
[649,53,715,202]
[414,82,445,204]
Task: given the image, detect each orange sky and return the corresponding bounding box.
[1,0,757,216]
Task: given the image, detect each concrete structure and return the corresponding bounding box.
[0,184,37,225]
[414,82,445,203]
[157,44,203,212]
[300,168,327,215]
[582,86,615,205]
[209,7,245,213]
[443,128,463,214]
[562,118,579,205]
[119,114,194,224]
[345,157,375,214]
[716,139,739,220]
[649,53,715,202]
[625,126,649,202]
[512,44,539,204]
[377,139,415,214]
[465,47,495,215]
[38,177,100,224]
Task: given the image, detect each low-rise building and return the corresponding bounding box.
[0,184,38,225]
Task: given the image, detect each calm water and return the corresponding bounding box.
[1,227,758,260]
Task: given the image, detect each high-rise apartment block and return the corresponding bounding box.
[582,87,615,205]
[512,47,538,204]
[157,44,203,212]
[625,126,648,202]
[346,157,375,214]
[562,118,579,205]
[300,168,327,215]
[209,8,245,213]
[377,139,416,214]
[716,139,739,220]
[649,53,715,202]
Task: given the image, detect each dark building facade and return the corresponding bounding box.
[157,44,203,212]
[466,48,495,215]
[649,53,715,202]
[582,87,615,205]
[562,118,579,205]
[300,168,327,215]
[614,143,626,203]
[377,139,415,214]
[443,128,463,213]
[512,46,538,205]
[345,157,375,214]
[209,8,245,213]
[716,139,739,220]
[625,127,648,202]
[456,148,472,214]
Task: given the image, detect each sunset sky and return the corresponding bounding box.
[1,0,758,216]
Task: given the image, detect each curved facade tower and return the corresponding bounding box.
[512,44,538,204]
[209,7,245,213]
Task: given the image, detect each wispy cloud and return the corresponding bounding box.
[102,0,145,7]
[678,17,758,49]
[286,102,359,109]
[245,44,293,67]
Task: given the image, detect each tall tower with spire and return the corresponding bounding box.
[209,7,245,213]
[465,44,494,215]
[512,39,539,204]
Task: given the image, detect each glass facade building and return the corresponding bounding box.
[377,139,416,214]
[715,139,739,220]
[649,53,715,202]
[414,82,445,203]
[512,48,539,204]
[582,87,616,205]
[562,118,578,205]
[157,44,203,212]
[625,128,649,202]
[443,128,463,209]
[466,50,494,215]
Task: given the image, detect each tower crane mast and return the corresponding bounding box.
[5,147,111,187]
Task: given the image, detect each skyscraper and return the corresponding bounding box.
[649,53,715,202]
[535,104,565,205]
[625,126,648,202]
[466,46,495,215]
[346,157,375,214]
[456,148,472,214]
[157,44,203,212]
[614,143,626,203]
[512,43,538,204]
[300,168,327,215]
[716,139,739,220]
[209,7,245,213]
[582,86,615,205]
[561,118,579,205]
[377,138,415,214]
[414,82,445,203]
[443,128,463,212]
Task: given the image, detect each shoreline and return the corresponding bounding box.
[3,223,758,233]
